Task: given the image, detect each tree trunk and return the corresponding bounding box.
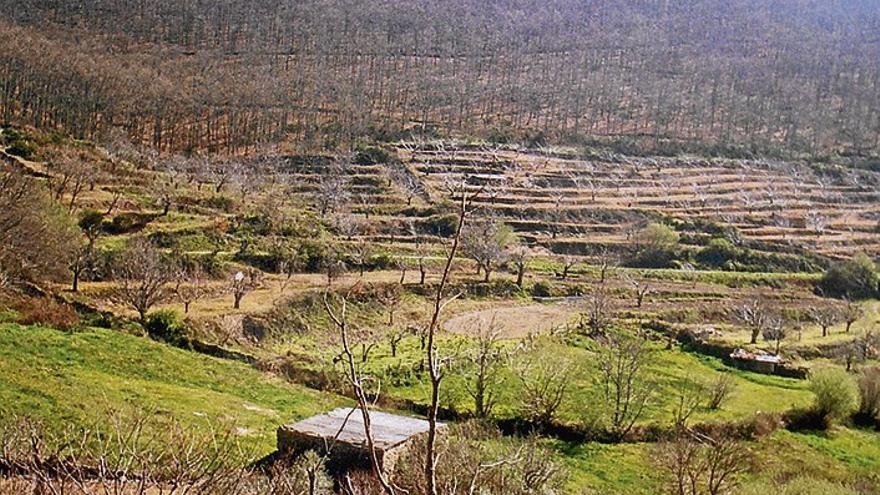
[72,270,79,292]
[516,266,525,287]
[750,329,759,345]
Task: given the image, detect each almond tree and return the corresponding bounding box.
[762,313,788,355]
[113,237,172,325]
[809,306,842,338]
[461,220,514,282]
[734,299,770,345]
[842,300,864,333]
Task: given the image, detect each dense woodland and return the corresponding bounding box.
[1,0,879,155]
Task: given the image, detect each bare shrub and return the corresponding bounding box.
[597,331,653,440]
[0,410,338,495]
[857,367,880,422]
[706,375,736,411]
[392,421,566,495]
[653,430,750,495]
[460,320,507,418]
[12,296,80,330]
[514,341,573,425]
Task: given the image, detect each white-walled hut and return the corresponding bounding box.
[277,407,443,475]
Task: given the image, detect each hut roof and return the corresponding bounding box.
[281,407,435,451]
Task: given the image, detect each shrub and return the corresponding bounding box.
[696,238,738,268]
[706,374,736,410]
[202,194,237,212]
[627,223,681,268]
[13,297,80,330]
[739,476,858,495]
[354,145,392,165]
[145,310,189,347]
[417,213,460,237]
[856,367,880,423]
[817,253,879,299]
[808,367,859,426]
[104,212,155,235]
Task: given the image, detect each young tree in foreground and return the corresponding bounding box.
[324,288,395,494]
[423,178,482,495]
[515,341,573,426]
[462,321,506,418]
[113,237,172,325]
[597,331,653,441]
[654,430,750,495]
[706,374,737,411]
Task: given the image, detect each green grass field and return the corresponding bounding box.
[0,323,347,454]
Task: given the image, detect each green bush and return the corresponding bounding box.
[354,145,392,165]
[817,253,879,299]
[530,281,556,298]
[145,310,190,347]
[808,367,859,425]
[417,214,460,237]
[104,212,155,235]
[626,223,681,268]
[696,238,738,268]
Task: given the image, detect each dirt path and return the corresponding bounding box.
[443,302,577,339]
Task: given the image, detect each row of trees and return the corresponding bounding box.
[2,0,879,154]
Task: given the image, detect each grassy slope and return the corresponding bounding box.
[556,427,880,494]
[0,323,346,454]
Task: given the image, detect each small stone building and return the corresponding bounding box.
[730,348,783,374]
[277,407,442,475]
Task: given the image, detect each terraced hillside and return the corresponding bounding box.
[399,145,880,260]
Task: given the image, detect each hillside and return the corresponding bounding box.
[1,1,879,157]
[2,1,880,493]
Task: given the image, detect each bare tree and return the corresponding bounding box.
[508,244,530,288]
[597,247,619,284]
[174,263,207,314]
[733,299,770,345]
[422,177,482,495]
[671,378,705,430]
[515,342,573,425]
[461,320,506,418]
[841,300,864,333]
[761,313,788,355]
[653,430,750,495]
[559,256,577,280]
[315,173,351,218]
[0,169,77,285]
[113,237,172,325]
[461,220,514,282]
[323,288,395,495]
[809,306,841,338]
[579,286,613,336]
[231,268,260,309]
[597,331,653,441]
[624,272,652,308]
